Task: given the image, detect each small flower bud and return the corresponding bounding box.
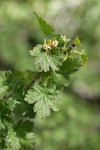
[61,35,70,43]
[52,40,58,47]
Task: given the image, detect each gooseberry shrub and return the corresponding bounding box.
[0,12,87,149]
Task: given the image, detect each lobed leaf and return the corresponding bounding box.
[59,56,82,76]
[35,53,61,72]
[24,82,61,118]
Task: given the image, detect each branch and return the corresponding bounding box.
[24,72,41,91]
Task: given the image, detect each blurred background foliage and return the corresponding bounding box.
[0,0,100,150]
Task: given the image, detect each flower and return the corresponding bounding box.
[51,40,58,48]
[43,39,58,50]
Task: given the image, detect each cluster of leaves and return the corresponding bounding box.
[0,71,35,149]
[0,12,87,149]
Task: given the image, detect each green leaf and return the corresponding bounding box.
[29,44,42,56]
[52,72,71,87]
[59,56,82,76]
[5,71,29,100]
[20,132,35,149]
[13,101,36,119]
[31,51,62,72]
[0,71,8,100]
[33,12,55,35]
[30,45,62,72]
[5,128,21,150]
[74,36,82,46]
[0,119,5,130]
[24,83,61,118]
[15,120,34,137]
[81,50,87,67]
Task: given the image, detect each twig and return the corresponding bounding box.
[64,43,76,54]
[24,72,41,91]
